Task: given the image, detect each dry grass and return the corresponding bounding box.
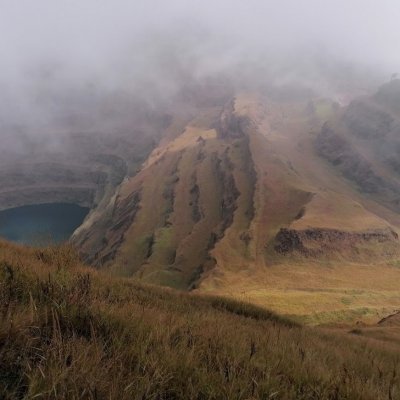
[200,260,400,325]
[198,95,400,323]
[2,240,400,399]
[290,192,391,232]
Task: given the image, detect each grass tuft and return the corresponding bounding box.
[1,239,400,399]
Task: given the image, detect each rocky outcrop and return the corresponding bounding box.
[217,100,251,139]
[0,155,129,214]
[374,79,400,114]
[316,122,386,194]
[378,310,400,327]
[274,227,399,260]
[316,81,400,212]
[189,175,202,223]
[343,100,394,139]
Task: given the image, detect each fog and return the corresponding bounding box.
[1,0,400,141]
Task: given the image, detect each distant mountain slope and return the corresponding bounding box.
[72,82,400,322]
[0,77,232,220]
[317,79,400,214]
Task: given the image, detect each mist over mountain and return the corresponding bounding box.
[4,2,400,398]
[1,0,400,146]
[2,0,400,314]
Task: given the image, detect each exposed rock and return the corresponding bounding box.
[316,81,400,215]
[217,100,251,139]
[374,79,400,114]
[189,176,202,223]
[77,190,142,265]
[274,227,399,260]
[316,122,385,193]
[378,310,400,326]
[343,100,394,139]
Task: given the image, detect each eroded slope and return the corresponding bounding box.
[75,87,400,323]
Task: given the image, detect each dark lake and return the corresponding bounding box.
[0,203,89,246]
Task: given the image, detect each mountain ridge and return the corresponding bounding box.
[69,82,400,323]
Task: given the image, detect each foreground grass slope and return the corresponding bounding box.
[1,240,400,399]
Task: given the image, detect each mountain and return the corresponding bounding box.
[317,79,400,213]
[0,77,233,215]
[71,81,400,323]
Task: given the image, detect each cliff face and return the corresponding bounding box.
[72,90,400,291]
[275,227,399,262]
[0,101,168,214]
[0,78,233,231]
[316,79,400,213]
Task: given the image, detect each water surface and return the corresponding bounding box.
[0,203,89,246]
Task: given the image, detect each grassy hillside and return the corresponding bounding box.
[2,240,400,399]
[70,88,400,324]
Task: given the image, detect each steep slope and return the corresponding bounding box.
[74,84,400,322]
[199,92,400,323]
[316,79,400,214]
[75,103,252,288]
[0,77,233,236]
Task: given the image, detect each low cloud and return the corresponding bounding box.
[1,0,399,139]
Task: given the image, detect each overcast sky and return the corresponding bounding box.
[2,1,400,74]
[1,0,400,120]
